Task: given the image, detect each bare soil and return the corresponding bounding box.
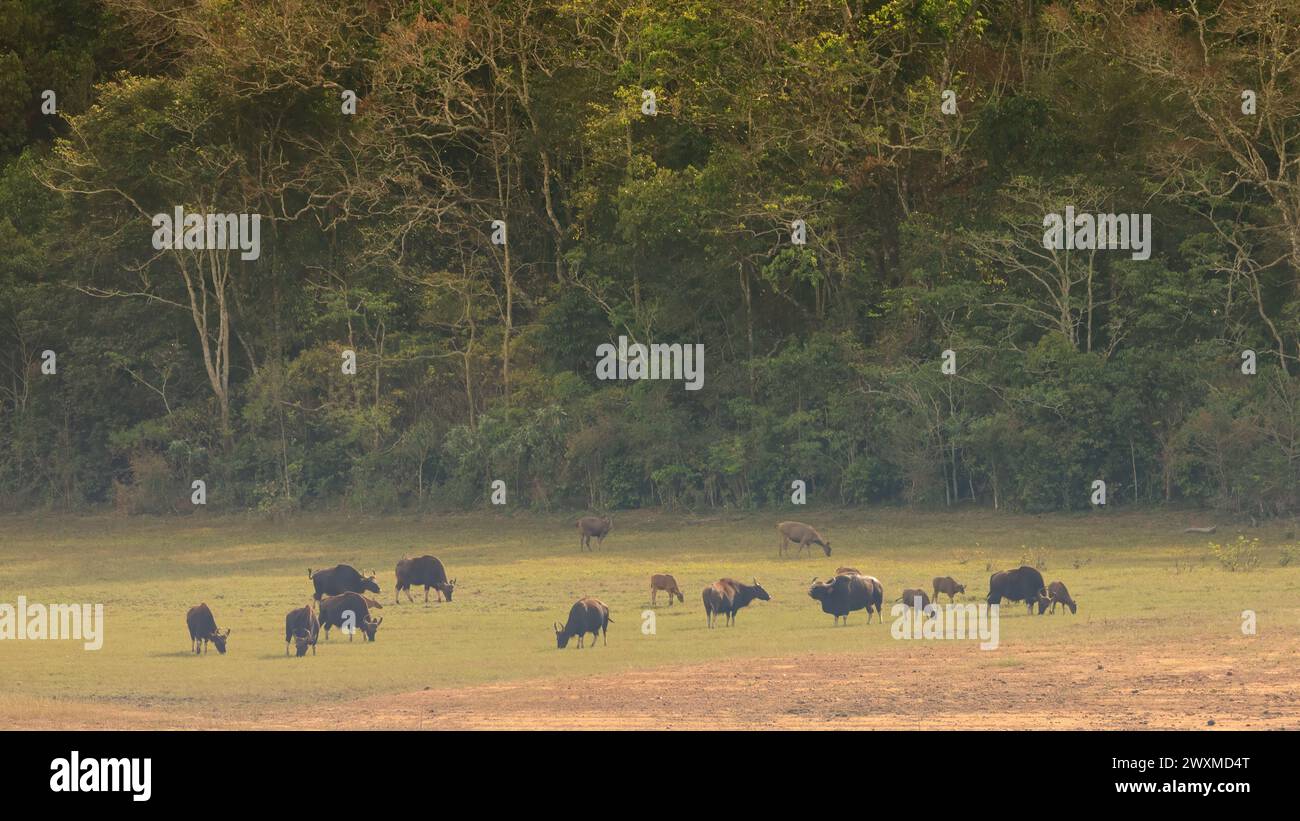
[11,633,1296,730]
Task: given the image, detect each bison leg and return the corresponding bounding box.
[650,587,656,607]
[424,586,430,604]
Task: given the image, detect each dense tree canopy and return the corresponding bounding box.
[3,0,1299,517]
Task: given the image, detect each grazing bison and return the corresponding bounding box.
[394,555,455,604]
[185,603,230,655]
[702,578,771,628]
[808,573,884,625]
[555,597,611,648]
[1046,581,1078,615]
[987,566,1049,615]
[898,588,935,616]
[649,574,684,606]
[318,592,384,642]
[932,576,966,602]
[284,604,320,657]
[309,564,380,601]
[777,522,831,558]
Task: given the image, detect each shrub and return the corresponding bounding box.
[1208,536,1261,572]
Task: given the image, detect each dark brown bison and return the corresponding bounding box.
[898,588,934,616]
[932,576,966,602]
[702,578,770,628]
[1046,581,1078,614]
[394,555,455,604]
[318,592,384,641]
[577,516,612,551]
[185,603,230,655]
[309,564,380,601]
[284,604,320,657]
[649,574,684,606]
[808,573,884,625]
[555,597,611,648]
[987,566,1049,615]
[777,521,831,558]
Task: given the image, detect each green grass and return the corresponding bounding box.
[0,507,1297,719]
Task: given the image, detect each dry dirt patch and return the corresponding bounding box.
[5,635,1295,730]
[277,634,1299,730]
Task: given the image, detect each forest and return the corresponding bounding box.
[2,0,1299,517]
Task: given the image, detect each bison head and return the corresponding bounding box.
[359,616,383,641]
[361,573,381,595]
[751,579,771,601]
[439,578,457,602]
[554,621,571,649]
[1036,590,1052,615]
[210,628,231,655]
[293,629,312,657]
[807,578,832,602]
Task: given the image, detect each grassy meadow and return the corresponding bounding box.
[0,507,1297,725]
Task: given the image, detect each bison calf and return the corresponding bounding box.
[1046,581,1078,614]
[186,603,230,655]
[898,588,936,617]
[649,574,684,606]
[932,576,966,602]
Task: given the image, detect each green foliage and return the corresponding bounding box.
[1208,536,1262,573]
[3,1,1300,517]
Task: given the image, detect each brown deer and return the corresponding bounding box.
[777,521,831,558]
[649,574,684,606]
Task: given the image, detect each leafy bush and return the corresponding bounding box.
[1208,536,1261,572]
